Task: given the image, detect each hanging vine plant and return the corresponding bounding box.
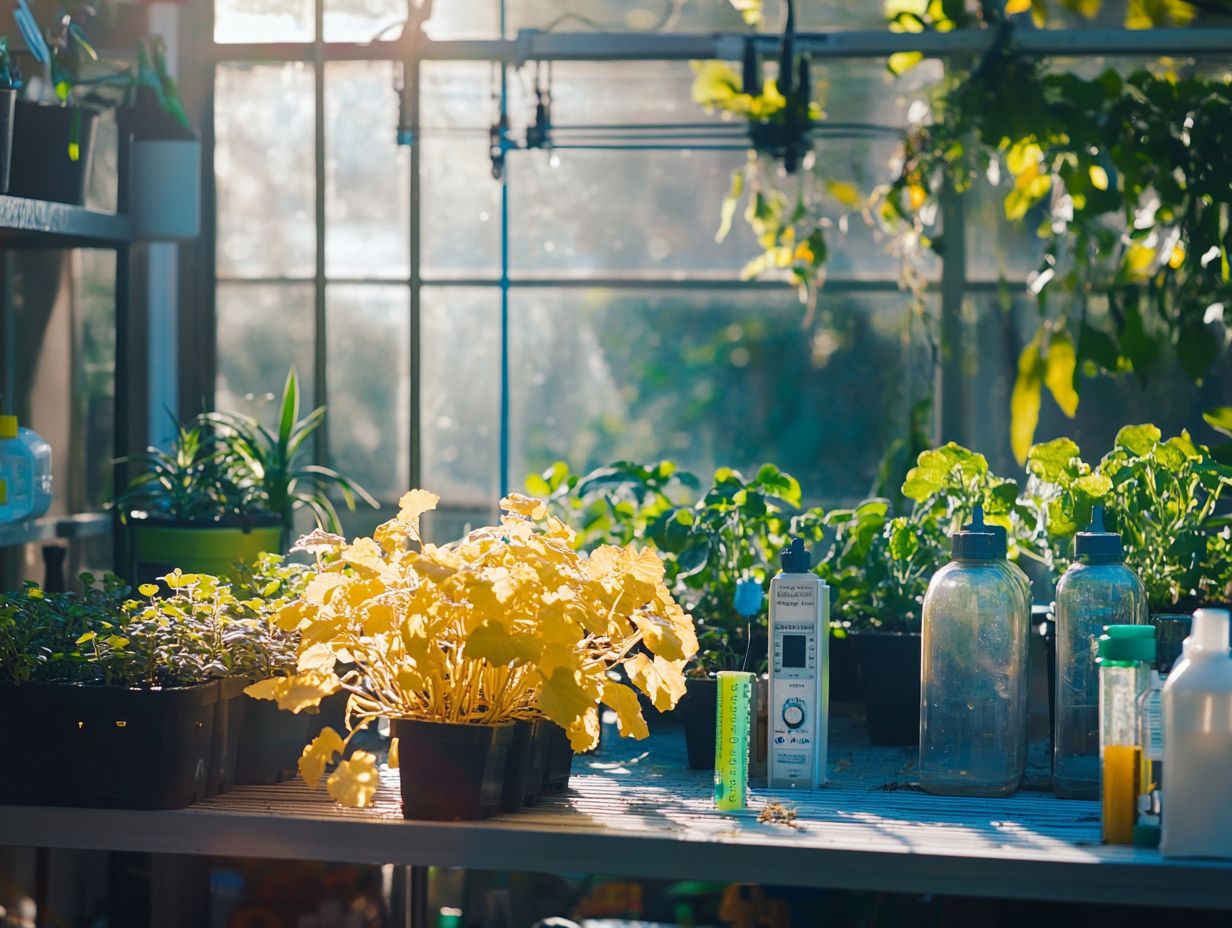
[698,0,1232,458]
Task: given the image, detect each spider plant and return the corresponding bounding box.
[203,367,378,536]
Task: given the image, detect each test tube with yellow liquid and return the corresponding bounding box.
[714,671,753,810]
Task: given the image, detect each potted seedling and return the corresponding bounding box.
[0,573,224,808]
[1026,425,1232,616]
[248,490,696,820]
[120,35,200,239]
[115,367,375,583]
[10,1,102,204]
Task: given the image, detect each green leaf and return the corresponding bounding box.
[716,168,745,244]
[1203,407,1232,439]
[1072,472,1113,499]
[1027,437,1083,483]
[888,523,919,560]
[1115,424,1162,457]
[888,51,924,76]
[75,631,97,646]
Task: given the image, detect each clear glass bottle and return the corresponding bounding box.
[1097,624,1155,845]
[920,507,1030,797]
[1053,507,1147,800]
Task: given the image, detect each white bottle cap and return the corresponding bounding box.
[1189,608,1230,654]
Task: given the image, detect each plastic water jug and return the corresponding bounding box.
[0,415,53,521]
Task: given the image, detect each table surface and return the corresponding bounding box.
[2,712,1230,910]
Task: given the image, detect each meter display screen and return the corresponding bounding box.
[782,634,807,668]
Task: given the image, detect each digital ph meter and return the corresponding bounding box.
[768,538,829,790]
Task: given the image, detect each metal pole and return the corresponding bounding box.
[313,0,329,467]
[408,28,423,495]
[498,0,511,500]
[935,179,966,446]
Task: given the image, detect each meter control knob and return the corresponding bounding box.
[782,698,807,730]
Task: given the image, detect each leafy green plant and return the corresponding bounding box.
[204,367,377,535]
[0,560,312,689]
[115,420,259,523]
[0,37,20,92]
[535,458,699,551]
[812,497,946,634]
[117,368,376,535]
[128,35,190,133]
[537,460,823,673]
[1027,424,1232,611]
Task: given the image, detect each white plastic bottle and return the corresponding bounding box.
[0,415,53,520]
[1160,608,1232,859]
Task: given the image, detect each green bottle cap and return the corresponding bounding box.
[0,415,16,439]
[1097,624,1156,663]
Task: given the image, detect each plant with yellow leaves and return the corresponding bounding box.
[246,489,697,809]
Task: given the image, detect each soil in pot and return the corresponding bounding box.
[10,103,100,205]
[0,681,217,809]
[234,693,314,786]
[851,631,921,747]
[206,676,248,796]
[392,719,513,821]
[541,723,575,794]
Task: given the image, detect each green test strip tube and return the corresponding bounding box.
[714,670,754,810]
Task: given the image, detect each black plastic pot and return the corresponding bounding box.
[499,719,539,813]
[829,632,862,703]
[682,677,718,770]
[851,631,921,746]
[523,719,548,805]
[206,676,248,796]
[391,719,513,821]
[10,103,100,205]
[0,681,217,808]
[541,722,575,794]
[0,89,15,194]
[234,694,315,785]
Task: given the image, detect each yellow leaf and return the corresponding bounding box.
[1088,164,1109,191]
[826,180,862,209]
[625,653,688,713]
[465,621,543,666]
[326,750,380,808]
[1168,244,1185,269]
[1126,243,1155,279]
[1005,0,1031,12]
[537,666,595,730]
[1011,329,1046,465]
[601,681,650,740]
[388,737,399,769]
[887,51,923,76]
[296,641,338,673]
[907,183,927,212]
[303,572,349,606]
[728,0,762,25]
[137,583,159,597]
[568,707,601,752]
[245,669,341,713]
[398,488,440,523]
[632,610,686,662]
[299,727,344,789]
[1044,331,1079,418]
[499,493,548,520]
[362,601,398,635]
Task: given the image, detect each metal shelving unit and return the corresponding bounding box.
[0,192,132,573]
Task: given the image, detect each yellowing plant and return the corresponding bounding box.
[247,489,697,807]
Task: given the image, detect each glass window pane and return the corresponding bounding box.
[216,283,316,428]
[326,284,411,506]
[215,0,314,43]
[509,288,931,506]
[420,135,501,277]
[422,62,493,130]
[216,63,316,279]
[324,0,407,42]
[326,61,410,279]
[420,287,501,534]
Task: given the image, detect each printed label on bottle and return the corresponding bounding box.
[1145,687,1163,761]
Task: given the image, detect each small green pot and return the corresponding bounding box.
[128,519,284,585]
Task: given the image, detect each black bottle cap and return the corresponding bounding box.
[780,537,811,573]
[1075,505,1123,564]
[1151,614,1192,674]
[951,505,1000,561]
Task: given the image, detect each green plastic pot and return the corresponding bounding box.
[128,519,284,585]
